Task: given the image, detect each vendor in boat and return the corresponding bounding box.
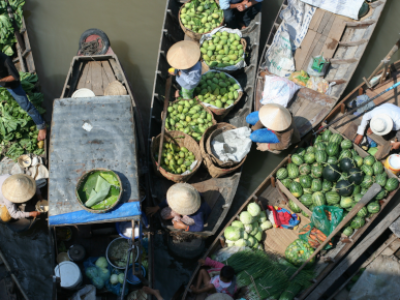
[219,0,262,29]
[354,103,400,149]
[0,52,46,141]
[246,103,300,153]
[167,41,208,100]
[146,183,211,232]
[0,174,41,223]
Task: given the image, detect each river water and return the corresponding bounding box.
[1,0,400,299]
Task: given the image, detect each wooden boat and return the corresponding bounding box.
[182,124,400,300]
[147,0,261,238]
[255,0,387,137]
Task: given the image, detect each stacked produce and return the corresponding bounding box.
[276,130,399,237]
[194,71,241,109]
[154,142,196,175]
[0,72,45,160]
[200,31,244,68]
[180,0,223,34]
[0,0,25,56]
[223,203,272,249]
[165,98,213,141]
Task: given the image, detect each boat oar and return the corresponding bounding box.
[157,75,173,172]
[289,183,381,280]
[315,81,400,136]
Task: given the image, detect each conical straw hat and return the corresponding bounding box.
[167,41,200,70]
[370,113,393,136]
[104,80,127,96]
[205,294,233,300]
[2,174,36,203]
[166,183,201,215]
[259,103,292,131]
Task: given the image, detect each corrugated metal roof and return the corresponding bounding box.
[48,95,139,221]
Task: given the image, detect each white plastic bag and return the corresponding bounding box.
[261,75,300,107]
[69,285,96,300]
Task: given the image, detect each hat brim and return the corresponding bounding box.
[371,114,393,136]
[259,103,292,131]
[167,184,201,215]
[167,41,201,70]
[2,174,36,203]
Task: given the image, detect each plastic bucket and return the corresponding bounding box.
[384,154,400,175]
[54,261,82,290]
[126,263,146,286]
[72,88,95,98]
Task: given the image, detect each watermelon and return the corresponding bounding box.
[360,188,368,195]
[341,139,353,149]
[315,150,327,163]
[311,179,322,192]
[346,202,357,212]
[315,143,327,151]
[354,193,363,202]
[361,165,374,176]
[322,180,333,192]
[289,200,302,213]
[277,168,288,180]
[340,196,354,208]
[375,173,387,187]
[338,172,349,182]
[357,207,368,218]
[385,178,399,192]
[287,163,300,179]
[352,185,361,196]
[327,156,338,164]
[336,180,354,196]
[300,194,313,206]
[312,191,326,206]
[281,179,293,189]
[311,163,323,178]
[353,155,363,167]
[343,226,354,237]
[348,168,363,185]
[285,239,315,267]
[296,148,306,156]
[340,158,355,173]
[322,129,332,141]
[314,135,323,144]
[329,133,343,144]
[367,201,380,214]
[299,175,312,188]
[289,181,303,198]
[304,153,316,164]
[375,189,387,201]
[303,188,312,195]
[364,155,375,166]
[291,154,304,166]
[322,164,341,182]
[372,161,384,175]
[325,191,340,205]
[350,149,358,157]
[299,164,311,175]
[306,146,315,154]
[351,217,365,229]
[361,175,374,189]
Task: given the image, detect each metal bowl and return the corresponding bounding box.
[106,237,139,270]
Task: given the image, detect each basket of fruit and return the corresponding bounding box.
[151,131,202,183]
[178,0,224,41]
[194,70,243,118]
[164,98,217,142]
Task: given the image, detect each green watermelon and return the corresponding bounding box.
[351,217,365,229]
[325,191,340,205]
[311,163,323,178]
[361,165,374,176]
[372,161,384,175]
[346,202,357,212]
[348,168,363,185]
[315,143,327,151]
[314,135,324,144]
[285,239,315,267]
[322,129,332,141]
[343,226,354,237]
[296,148,306,156]
[339,150,353,161]
[281,178,293,189]
[338,172,349,182]
[336,180,354,196]
[357,207,368,217]
[340,196,354,208]
[290,181,303,198]
[303,188,312,195]
[360,188,368,195]
[361,175,374,189]
[277,168,288,180]
[329,133,343,144]
[341,139,353,150]
[354,193,363,202]
[306,146,315,154]
[299,164,311,175]
[304,153,316,164]
[322,164,341,182]
[327,156,338,164]
[367,201,380,214]
[289,200,302,213]
[364,155,375,166]
[385,178,399,192]
[375,173,387,187]
[340,158,355,173]
[287,163,299,179]
[311,179,322,192]
[315,150,328,163]
[352,185,361,196]
[326,143,340,156]
[322,180,333,192]
[312,191,326,206]
[350,149,358,157]
[353,155,363,167]
[299,175,312,188]
[300,194,313,206]
[291,154,304,166]
[375,189,387,201]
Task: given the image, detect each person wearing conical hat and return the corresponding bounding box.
[246,103,300,153]
[167,40,209,100]
[0,174,41,223]
[146,183,211,232]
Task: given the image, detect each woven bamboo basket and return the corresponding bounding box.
[151,131,202,183]
[178,0,224,41]
[200,123,246,178]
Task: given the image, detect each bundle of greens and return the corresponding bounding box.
[0,72,45,160]
[0,0,25,56]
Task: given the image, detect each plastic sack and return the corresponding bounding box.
[68,285,96,300]
[199,27,246,72]
[213,246,247,263]
[299,223,331,249]
[285,239,315,267]
[289,70,309,87]
[260,75,300,107]
[306,76,330,94]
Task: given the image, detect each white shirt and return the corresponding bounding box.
[357,103,400,135]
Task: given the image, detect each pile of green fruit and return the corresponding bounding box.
[180,0,223,34]
[0,0,25,56]
[276,130,399,238]
[154,143,196,175]
[194,71,241,109]
[201,31,244,68]
[0,72,45,160]
[165,98,214,142]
